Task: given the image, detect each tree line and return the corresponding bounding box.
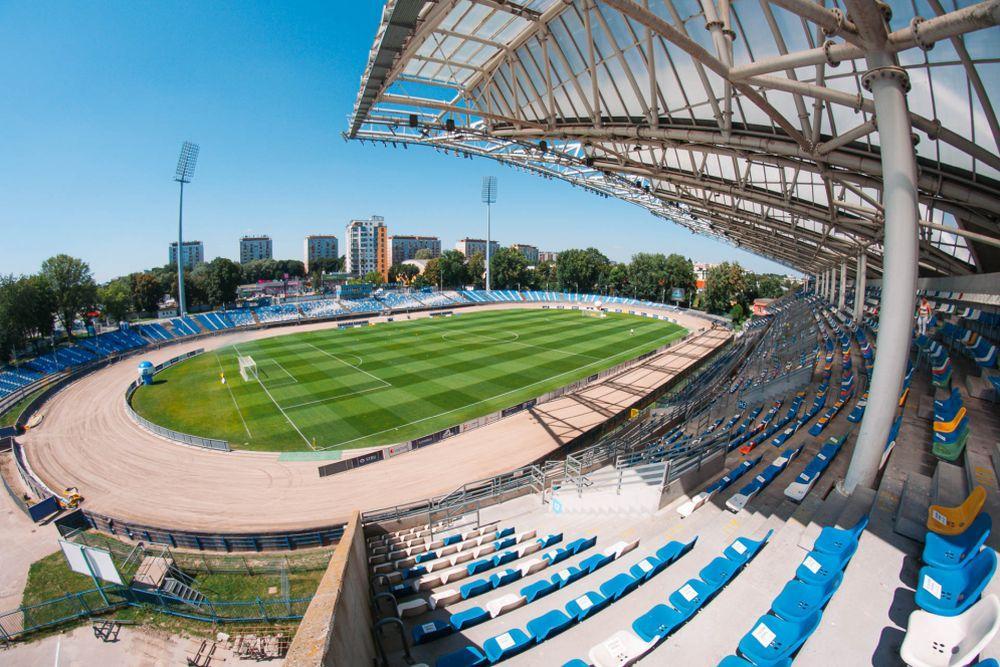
[0,248,789,364]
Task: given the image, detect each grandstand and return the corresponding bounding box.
[2,0,1000,663]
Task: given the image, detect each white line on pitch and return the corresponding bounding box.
[303,342,391,388]
[315,326,688,450]
[214,353,252,439]
[282,385,384,410]
[235,344,313,449]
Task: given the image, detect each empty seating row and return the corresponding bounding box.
[585,531,771,667]
[435,537,696,666]
[721,516,867,666]
[902,487,998,666]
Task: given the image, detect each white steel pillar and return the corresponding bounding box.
[838,261,847,311]
[854,251,868,321]
[843,59,920,493]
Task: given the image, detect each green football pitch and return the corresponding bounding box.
[131,308,686,452]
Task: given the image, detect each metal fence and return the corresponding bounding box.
[124,349,230,452]
[0,585,310,642]
[77,510,345,552]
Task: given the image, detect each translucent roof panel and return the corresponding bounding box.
[349,0,1000,276]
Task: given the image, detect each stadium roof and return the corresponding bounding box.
[347,0,1000,277]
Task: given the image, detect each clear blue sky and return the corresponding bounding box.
[0,1,792,282]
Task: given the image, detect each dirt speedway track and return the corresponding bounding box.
[22,302,729,534]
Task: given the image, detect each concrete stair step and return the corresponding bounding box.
[797,487,849,550]
[930,460,968,507]
[835,486,876,530]
[893,471,932,543]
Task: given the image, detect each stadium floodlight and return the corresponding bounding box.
[173,141,200,316]
[482,176,497,291]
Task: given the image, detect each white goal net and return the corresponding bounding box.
[238,355,258,382]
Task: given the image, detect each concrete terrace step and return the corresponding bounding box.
[132,555,173,589]
[893,472,932,543]
[797,487,849,550]
[930,460,968,507]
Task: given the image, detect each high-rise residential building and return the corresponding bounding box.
[389,235,441,265]
[239,235,273,264]
[168,241,205,270]
[345,216,388,279]
[455,238,500,258]
[538,250,559,263]
[511,244,539,264]
[304,235,339,272]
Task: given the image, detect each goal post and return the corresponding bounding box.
[238,355,258,382]
[582,308,607,319]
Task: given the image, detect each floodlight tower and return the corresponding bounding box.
[174,141,200,316]
[481,176,497,292]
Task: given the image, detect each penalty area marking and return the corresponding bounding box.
[233,344,314,449]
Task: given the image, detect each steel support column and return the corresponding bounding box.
[854,251,868,321]
[839,261,847,311]
[843,62,920,493]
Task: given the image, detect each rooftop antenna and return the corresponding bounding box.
[482,176,497,291]
[174,141,200,315]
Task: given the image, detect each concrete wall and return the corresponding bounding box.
[286,511,376,667]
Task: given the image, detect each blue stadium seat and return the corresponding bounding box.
[736,612,821,666]
[460,579,491,599]
[565,590,609,622]
[700,556,740,594]
[443,534,463,546]
[770,575,842,624]
[436,645,487,667]
[629,555,664,582]
[551,565,585,589]
[467,559,491,576]
[723,530,773,567]
[632,603,685,642]
[561,660,589,667]
[655,537,697,565]
[718,656,763,667]
[495,527,515,539]
[412,619,453,645]
[578,552,613,574]
[449,606,490,631]
[795,550,851,587]
[542,548,571,566]
[600,572,640,601]
[492,550,517,567]
[915,548,997,616]
[526,609,574,642]
[812,516,868,560]
[520,579,556,603]
[494,537,516,551]
[488,568,521,589]
[668,578,713,619]
[483,629,531,663]
[537,533,562,549]
[923,512,992,570]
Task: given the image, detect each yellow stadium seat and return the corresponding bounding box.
[898,387,910,408]
[928,486,987,536]
[934,406,967,434]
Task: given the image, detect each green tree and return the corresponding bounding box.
[751,273,785,299]
[533,261,558,291]
[389,263,420,285]
[413,248,435,260]
[130,272,163,314]
[40,254,97,338]
[437,250,468,288]
[200,258,243,307]
[490,247,530,290]
[703,261,751,315]
[556,248,610,293]
[421,258,440,289]
[663,253,696,302]
[98,277,132,323]
[309,257,343,274]
[363,270,385,286]
[605,263,629,296]
[0,275,56,361]
[467,252,486,289]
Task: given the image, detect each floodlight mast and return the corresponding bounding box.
[481,176,497,292]
[173,141,199,316]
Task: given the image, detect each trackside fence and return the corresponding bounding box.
[0,586,310,643]
[124,348,231,452]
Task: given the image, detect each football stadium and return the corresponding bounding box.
[0,2,999,666]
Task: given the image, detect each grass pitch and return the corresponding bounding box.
[131,309,686,452]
